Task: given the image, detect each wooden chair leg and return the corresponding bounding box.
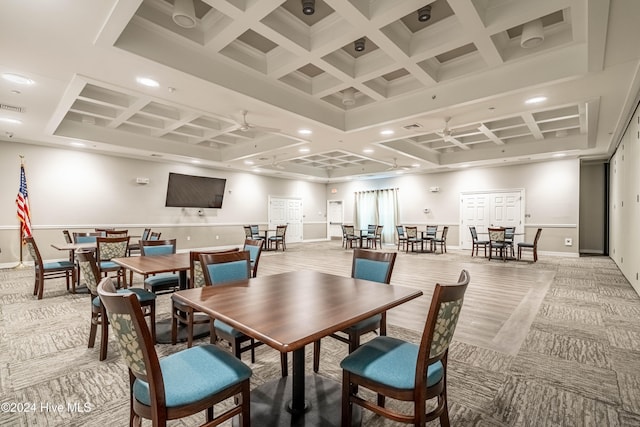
[99,307,109,361]
[88,314,98,348]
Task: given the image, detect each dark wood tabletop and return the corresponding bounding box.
[172,270,423,353]
[111,253,190,276]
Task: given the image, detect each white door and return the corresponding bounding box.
[327,200,344,240]
[460,190,524,248]
[269,197,303,243]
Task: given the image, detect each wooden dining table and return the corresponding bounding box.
[110,253,204,343]
[172,270,423,426]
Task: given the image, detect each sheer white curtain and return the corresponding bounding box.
[354,188,399,244]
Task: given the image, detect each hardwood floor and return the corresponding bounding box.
[258,241,556,356]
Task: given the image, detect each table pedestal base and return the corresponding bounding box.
[249,374,361,426]
[154,319,210,344]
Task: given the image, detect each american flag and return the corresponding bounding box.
[16,163,32,240]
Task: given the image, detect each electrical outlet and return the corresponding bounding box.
[564,238,572,246]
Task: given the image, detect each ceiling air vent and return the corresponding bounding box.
[402,123,422,130]
[0,103,24,113]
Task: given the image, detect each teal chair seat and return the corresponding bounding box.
[340,335,443,390]
[214,320,245,338]
[343,313,382,334]
[144,273,179,289]
[42,260,75,271]
[99,261,119,270]
[133,344,252,407]
[92,288,155,307]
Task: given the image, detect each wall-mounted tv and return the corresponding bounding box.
[165,172,226,208]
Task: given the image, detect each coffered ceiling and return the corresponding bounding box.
[1,0,639,181]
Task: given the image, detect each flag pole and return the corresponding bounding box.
[13,155,28,269]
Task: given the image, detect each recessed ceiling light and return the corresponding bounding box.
[2,73,34,85]
[380,129,395,136]
[244,160,255,165]
[298,129,312,135]
[525,96,547,104]
[363,148,374,154]
[459,164,470,168]
[136,77,160,88]
[553,153,567,158]
[190,159,200,164]
[412,163,420,168]
[299,147,310,153]
[69,141,86,147]
[0,117,22,124]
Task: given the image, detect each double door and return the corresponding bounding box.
[460,190,524,249]
[268,196,303,243]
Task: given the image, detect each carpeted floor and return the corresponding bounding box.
[1,244,640,426]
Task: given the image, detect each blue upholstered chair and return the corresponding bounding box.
[98,277,251,427]
[72,231,101,243]
[77,250,156,360]
[170,248,240,348]
[312,248,397,373]
[126,227,151,256]
[362,224,377,248]
[504,226,516,258]
[469,226,489,257]
[423,225,438,252]
[199,251,288,377]
[432,226,449,254]
[396,225,408,251]
[518,228,542,262]
[242,238,263,278]
[25,236,77,300]
[140,239,180,294]
[341,269,470,426]
[96,235,130,288]
[267,224,287,251]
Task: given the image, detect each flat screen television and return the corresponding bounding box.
[165,172,226,208]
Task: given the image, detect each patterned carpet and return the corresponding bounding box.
[1,246,640,426]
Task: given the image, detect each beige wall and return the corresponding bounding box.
[326,159,581,255]
[579,162,606,254]
[0,141,327,263]
[609,102,640,294]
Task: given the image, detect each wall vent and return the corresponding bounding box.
[0,103,24,113]
[402,123,422,130]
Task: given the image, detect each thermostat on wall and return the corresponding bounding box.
[429,186,440,192]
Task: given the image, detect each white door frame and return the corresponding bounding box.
[327,200,344,240]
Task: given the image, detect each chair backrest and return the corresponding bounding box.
[243,239,263,277]
[425,225,438,238]
[504,227,515,242]
[97,277,162,405]
[375,225,383,237]
[63,230,72,243]
[351,248,397,284]
[199,251,251,286]
[439,226,449,240]
[139,239,177,256]
[96,236,130,261]
[469,226,479,242]
[189,248,240,288]
[415,269,470,389]
[488,227,505,243]
[24,236,42,268]
[396,225,405,238]
[106,229,128,237]
[250,225,261,238]
[405,226,418,239]
[77,250,101,296]
[140,228,151,241]
[533,228,543,244]
[344,225,355,235]
[243,226,253,238]
[367,224,377,235]
[149,231,161,240]
[73,232,102,243]
[275,225,287,237]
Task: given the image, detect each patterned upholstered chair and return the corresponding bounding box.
[98,277,251,427]
[25,236,77,300]
[170,248,239,348]
[343,225,360,249]
[341,269,470,426]
[488,227,507,261]
[267,224,287,251]
[140,239,180,294]
[200,250,288,377]
[243,238,263,278]
[313,249,397,373]
[96,236,130,287]
[77,250,156,360]
[405,226,422,252]
[469,226,489,257]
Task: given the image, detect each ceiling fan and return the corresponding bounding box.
[435,116,478,139]
[255,155,286,170]
[386,157,412,171]
[235,110,280,133]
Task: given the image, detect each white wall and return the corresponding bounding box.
[326,159,581,254]
[609,102,640,294]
